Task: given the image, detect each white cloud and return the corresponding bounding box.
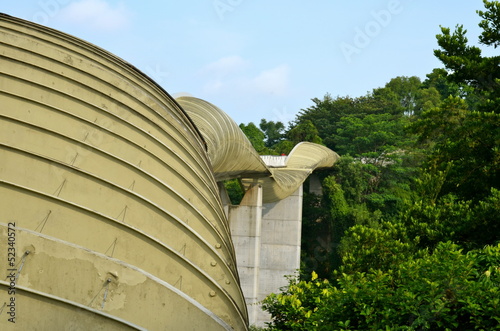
[202,55,249,78]
[200,55,248,94]
[200,57,291,97]
[59,0,131,31]
[252,64,290,96]
[202,79,224,94]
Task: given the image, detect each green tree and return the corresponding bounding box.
[300,176,350,279]
[338,220,416,274]
[478,1,500,45]
[333,113,408,156]
[300,189,330,279]
[412,95,500,201]
[263,243,500,330]
[239,122,269,154]
[422,68,462,100]
[295,77,434,155]
[330,156,371,205]
[286,120,323,145]
[411,1,500,201]
[402,188,500,251]
[295,94,347,149]
[263,3,500,329]
[434,0,500,112]
[295,94,382,150]
[223,179,244,205]
[372,76,442,117]
[382,76,422,115]
[260,119,285,148]
[273,139,295,155]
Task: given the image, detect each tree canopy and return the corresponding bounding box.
[235,2,500,329]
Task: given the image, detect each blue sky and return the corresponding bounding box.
[1,0,490,125]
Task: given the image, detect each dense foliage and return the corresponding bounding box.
[263,243,500,330]
[234,2,500,329]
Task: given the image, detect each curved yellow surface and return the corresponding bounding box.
[176,96,340,202]
[253,142,340,202]
[176,96,270,180]
[0,14,246,330]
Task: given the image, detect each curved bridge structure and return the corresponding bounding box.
[177,96,339,203]
[0,14,338,330]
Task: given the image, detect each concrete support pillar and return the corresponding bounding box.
[218,182,231,218]
[255,186,303,326]
[221,183,304,327]
[227,184,263,324]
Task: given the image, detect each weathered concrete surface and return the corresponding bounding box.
[228,184,263,324]
[226,185,303,327]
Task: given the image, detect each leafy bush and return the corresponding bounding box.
[263,243,500,330]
